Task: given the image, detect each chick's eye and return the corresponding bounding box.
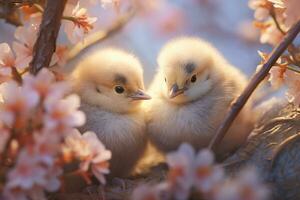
[164,78,167,83]
[114,86,125,94]
[191,75,197,83]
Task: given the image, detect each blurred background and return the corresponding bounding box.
[0,0,271,86]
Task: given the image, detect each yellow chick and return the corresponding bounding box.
[146,37,254,156]
[71,48,151,178]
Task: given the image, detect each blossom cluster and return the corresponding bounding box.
[249,0,300,45]
[0,1,116,199]
[132,144,269,200]
[0,69,111,200]
[249,0,300,106]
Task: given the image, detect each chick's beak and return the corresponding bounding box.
[169,84,186,99]
[129,89,151,100]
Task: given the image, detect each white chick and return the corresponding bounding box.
[71,48,151,178]
[146,37,254,157]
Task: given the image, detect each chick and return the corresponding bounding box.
[71,48,151,178]
[146,37,254,156]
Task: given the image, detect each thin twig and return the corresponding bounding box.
[270,7,286,35]
[208,19,300,151]
[67,8,135,62]
[29,0,67,74]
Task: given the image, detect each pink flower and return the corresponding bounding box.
[65,129,111,184]
[4,147,62,200]
[194,149,224,193]
[134,0,163,16]
[166,143,195,200]
[0,81,39,127]
[131,184,162,200]
[43,164,62,192]
[12,25,38,70]
[282,0,300,27]
[254,7,270,20]
[53,45,68,67]
[101,0,120,9]
[64,2,97,43]
[249,0,271,20]
[260,22,284,45]
[248,0,270,9]
[268,66,286,89]
[4,188,48,200]
[268,0,285,8]
[0,43,15,82]
[214,167,269,200]
[33,132,61,166]
[156,8,185,35]
[237,21,260,42]
[43,94,85,132]
[5,150,47,190]
[23,68,69,100]
[284,70,300,106]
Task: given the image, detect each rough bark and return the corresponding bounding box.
[29,0,67,75]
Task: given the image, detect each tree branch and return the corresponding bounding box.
[208,20,300,151]
[29,0,67,75]
[67,8,135,62]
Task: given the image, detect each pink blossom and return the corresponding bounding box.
[0,43,15,82]
[260,22,284,45]
[194,149,224,193]
[54,45,68,67]
[214,167,269,200]
[23,68,69,100]
[268,66,286,89]
[0,81,39,127]
[248,0,270,20]
[237,21,260,42]
[4,147,62,200]
[135,0,163,16]
[284,70,300,106]
[268,0,285,8]
[6,150,47,190]
[254,7,270,20]
[282,0,300,27]
[156,8,185,35]
[43,164,62,192]
[248,0,270,9]
[131,184,162,200]
[12,25,38,70]
[65,129,111,184]
[33,132,61,166]
[166,143,195,200]
[101,0,121,10]
[64,2,97,43]
[43,94,85,132]
[3,188,46,200]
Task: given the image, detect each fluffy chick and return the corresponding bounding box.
[71,48,151,178]
[146,37,254,156]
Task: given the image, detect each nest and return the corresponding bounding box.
[50,101,300,200]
